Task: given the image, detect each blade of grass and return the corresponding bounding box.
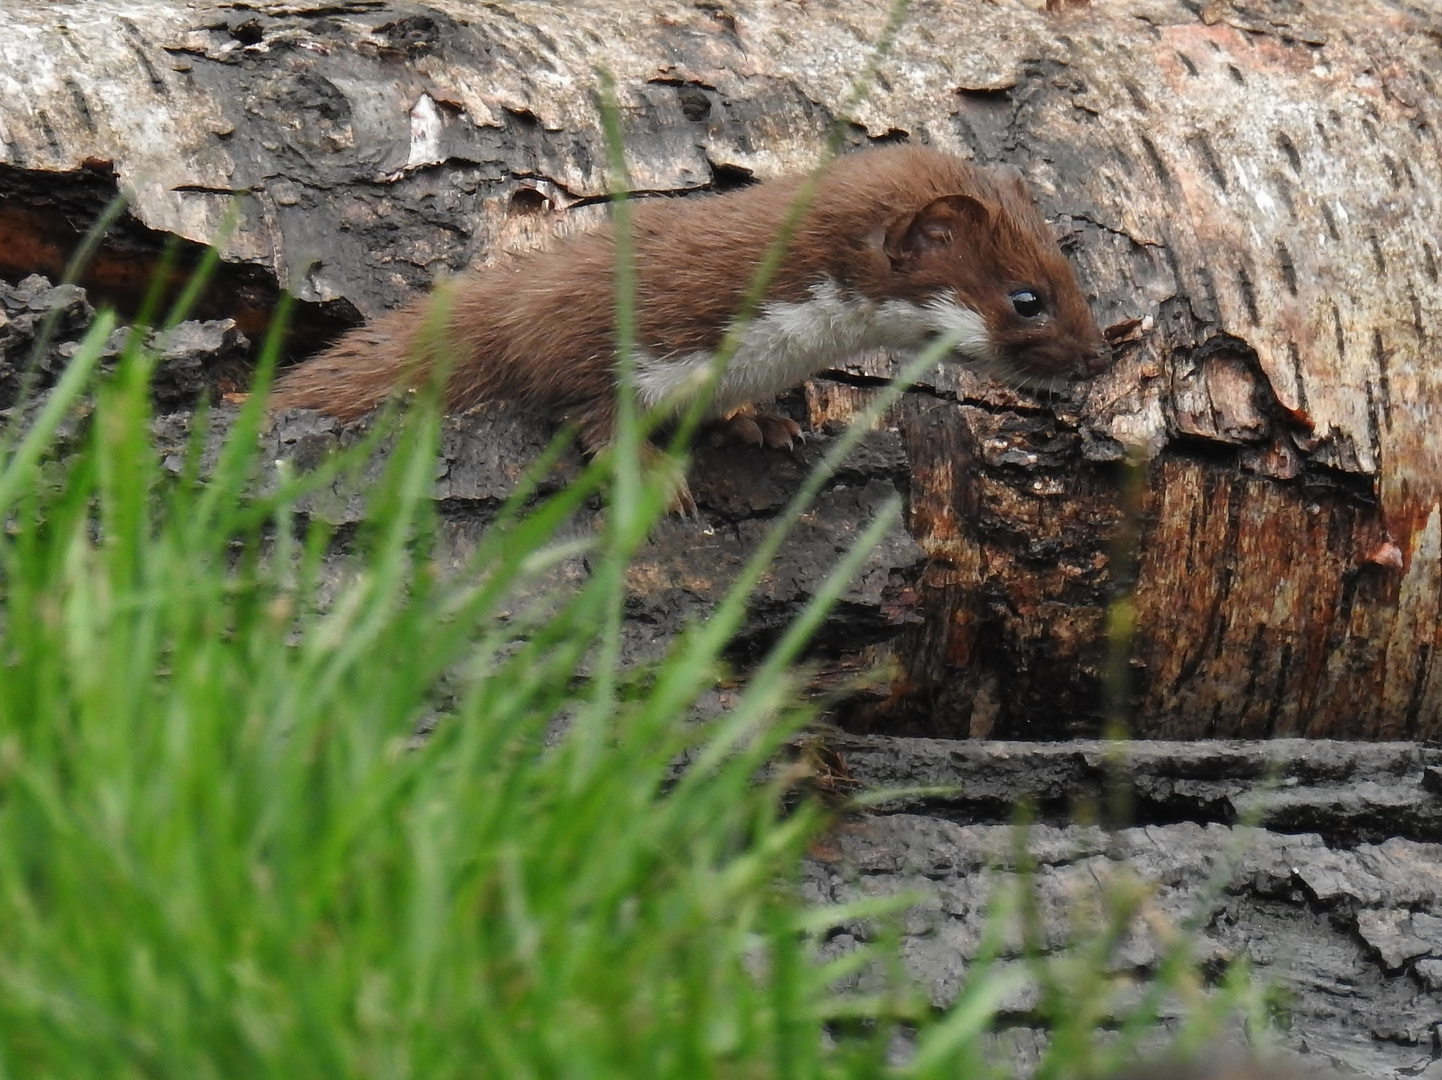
[0,311,115,518]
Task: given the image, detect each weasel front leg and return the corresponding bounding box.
[710,403,804,450]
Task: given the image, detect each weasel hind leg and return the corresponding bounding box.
[639,442,697,517]
[577,408,697,517]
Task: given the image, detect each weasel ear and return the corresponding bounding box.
[881,194,991,266]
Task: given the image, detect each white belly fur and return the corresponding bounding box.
[631,278,992,416]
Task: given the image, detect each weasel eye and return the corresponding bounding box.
[1010,289,1045,319]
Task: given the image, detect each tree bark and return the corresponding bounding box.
[0,0,1438,738]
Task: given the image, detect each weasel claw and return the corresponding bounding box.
[712,409,804,451]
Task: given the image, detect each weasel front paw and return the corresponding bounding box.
[710,407,804,450]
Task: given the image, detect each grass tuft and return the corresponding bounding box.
[0,300,1272,1080]
[0,14,1269,1062]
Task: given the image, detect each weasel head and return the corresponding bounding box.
[871,164,1108,389]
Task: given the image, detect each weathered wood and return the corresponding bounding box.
[806,811,1442,1077]
[0,0,1438,737]
[824,732,1442,843]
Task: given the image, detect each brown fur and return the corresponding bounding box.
[270,145,1106,449]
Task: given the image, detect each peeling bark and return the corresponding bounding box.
[807,809,1442,1078]
[1,0,1439,737]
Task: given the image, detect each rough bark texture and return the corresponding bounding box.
[2,0,1436,738]
[807,806,1442,1079]
[801,734,1442,1080]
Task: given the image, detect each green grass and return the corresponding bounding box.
[0,292,1273,1079]
[0,270,931,1075]
[0,27,1271,1063]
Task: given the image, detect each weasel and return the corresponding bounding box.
[271,145,1107,472]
